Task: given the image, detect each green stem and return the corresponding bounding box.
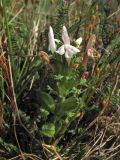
[16,58,28,85]
[2,0,14,68]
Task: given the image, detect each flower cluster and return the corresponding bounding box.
[48,25,82,59]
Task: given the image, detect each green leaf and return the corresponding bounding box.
[36,91,55,113]
[41,123,55,137]
[55,120,63,135]
[79,78,87,86]
[53,58,65,75]
[40,108,50,118]
[56,97,78,117]
[30,56,42,69]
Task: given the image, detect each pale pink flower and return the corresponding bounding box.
[48,26,56,53]
[62,26,70,45]
[56,26,80,59]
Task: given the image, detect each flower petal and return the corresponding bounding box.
[56,45,65,55]
[65,45,80,58]
[62,26,70,45]
[76,37,82,45]
[48,26,56,53]
[65,50,71,59]
[69,45,80,53]
[54,39,61,43]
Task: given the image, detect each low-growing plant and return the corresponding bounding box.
[0,0,120,159]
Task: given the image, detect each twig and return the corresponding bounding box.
[8,153,42,160]
[42,143,63,160]
[8,6,24,25]
[107,7,120,19]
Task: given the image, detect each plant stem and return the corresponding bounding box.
[2,0,14,68]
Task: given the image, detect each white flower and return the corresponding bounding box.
[75,37,82,45]
[56,26,80,59]
[62,26,70,45]
[56,44,80,59]
[48,26,56,53]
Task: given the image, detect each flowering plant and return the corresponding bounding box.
[48,25,82,60]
